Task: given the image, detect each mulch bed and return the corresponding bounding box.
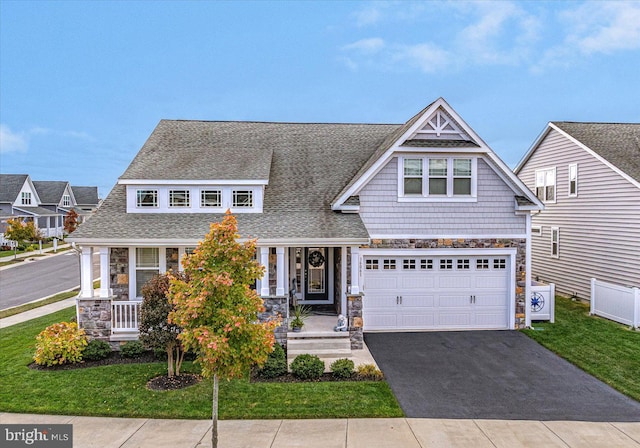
[147,373,201,391]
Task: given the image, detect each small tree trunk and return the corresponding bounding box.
[175,345,185,376]
[167,344,175,378]
[212,374,218,448]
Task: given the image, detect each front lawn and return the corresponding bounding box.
[522,296,640,402]
[0,307,403,419]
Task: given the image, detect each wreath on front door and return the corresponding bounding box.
[308,250,325,267]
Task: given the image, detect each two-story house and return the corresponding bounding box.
[515,122,640,300]
[69,98,542,348]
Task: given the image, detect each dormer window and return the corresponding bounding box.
[137,189,158,207]
[21,192,31,205]
[62,194,71,207]
[233,190,253,207]
[201,190,221,208]
[169,189,190,207]
[399,156,477,201]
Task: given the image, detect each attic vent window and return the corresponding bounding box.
[21,192,32,205]
[62,194,71,207]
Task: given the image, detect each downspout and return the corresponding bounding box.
[525,213,532,328]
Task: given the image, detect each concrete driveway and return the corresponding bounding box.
[365,331,640,421]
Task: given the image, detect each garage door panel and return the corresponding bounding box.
[438,295,471,308]
[400,313,435,328]
[402,294,435,308]
[439,276,471,288]
[365,313,398,329]
[366,276,397,290]
[401,276,435,289]
[474,311,508,327]
[475,276,507,289]
[439,312,471,327]
[476,294,507,307]
[366,295,397,308]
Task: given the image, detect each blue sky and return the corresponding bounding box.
[1,1,639,198]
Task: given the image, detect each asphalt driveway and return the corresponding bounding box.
[365,331,640,421]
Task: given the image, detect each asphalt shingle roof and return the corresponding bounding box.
[0,174,28,203]
[72,121,400,242]
[71,186,99,205]
[553,122,640,183]
[33,181,69,205]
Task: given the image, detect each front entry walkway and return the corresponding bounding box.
[365,331,640,421]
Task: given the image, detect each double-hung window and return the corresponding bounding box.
[135,248,159,297]
[535,168,556,203]
[62,194,71,207]
[21,192,31,205]
[568,164,578,197]
[136,190,158,207]
[551,227,559,258]
[403,159,423,195]
[169,190,190,207]
[401,156,475,199]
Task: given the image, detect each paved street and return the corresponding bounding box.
[0,251,99,309]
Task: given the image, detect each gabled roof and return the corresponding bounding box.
[71,186,100,205]
[33,181,72,205]
[332,97,541,210]
[515,122,640,187]
[0,174,29,203]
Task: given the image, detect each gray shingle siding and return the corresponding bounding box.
[358,157,525,236]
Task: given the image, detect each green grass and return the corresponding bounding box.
[523,296,640,402]
[0,307,403,419]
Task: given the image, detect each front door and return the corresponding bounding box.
[304,247,329,301]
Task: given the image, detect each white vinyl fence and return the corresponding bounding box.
[530,281,555,323]
[590,278,640,329]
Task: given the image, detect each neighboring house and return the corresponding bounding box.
[71,186,101,222]
[68,98,543,346]
[515,122,640,300]
[0,174,101,238]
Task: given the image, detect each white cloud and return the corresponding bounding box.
[0,125,28,154]
[354,4,383,27]
[342,38,385,54]
[393,43,453,73]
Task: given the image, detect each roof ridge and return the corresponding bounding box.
[160,118,401,126]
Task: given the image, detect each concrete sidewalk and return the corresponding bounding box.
[0,296,76,328]
[2,413,639,447]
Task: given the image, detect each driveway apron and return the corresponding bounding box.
[365,331,640,421]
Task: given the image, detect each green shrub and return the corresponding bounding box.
[33,322,88,366]
[82,339,112,361]
[256,344,287,379]
[26,244,38,252]
[330,358,355,379]
[290,354,324,380]
[355,363,384,381]
[121,340,145,358]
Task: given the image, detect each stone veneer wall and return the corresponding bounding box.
[259,296,288,347]
[110,248,129,301]
[77,298,111,341]
[347,294,363,349]
[363,238,528,328]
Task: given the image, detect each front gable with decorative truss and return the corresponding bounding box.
[332,98,541,214]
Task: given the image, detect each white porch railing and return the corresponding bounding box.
[591,278,640,329]
[112,300,142,333]
[531,281,555,323]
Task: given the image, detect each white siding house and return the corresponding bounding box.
[515,122,640,300]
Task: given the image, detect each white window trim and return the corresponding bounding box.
[200,189,223,209]
[21,192,32,205]
[551,227,559,258]
[136,189,159,208]
[397,156,477,202]
[568,164,578,198]
[62,194,71,207]
[535,167,556,204]
[232,189,254,208]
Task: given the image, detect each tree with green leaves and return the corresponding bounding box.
[168,212,279,448]
[139,272,187,378]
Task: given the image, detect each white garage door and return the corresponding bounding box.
[363,255,510,331]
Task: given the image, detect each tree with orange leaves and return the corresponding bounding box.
[168,212,279,448]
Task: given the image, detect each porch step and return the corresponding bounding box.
[286,332,352,372]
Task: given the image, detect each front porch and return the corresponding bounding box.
[75,244,365,349]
